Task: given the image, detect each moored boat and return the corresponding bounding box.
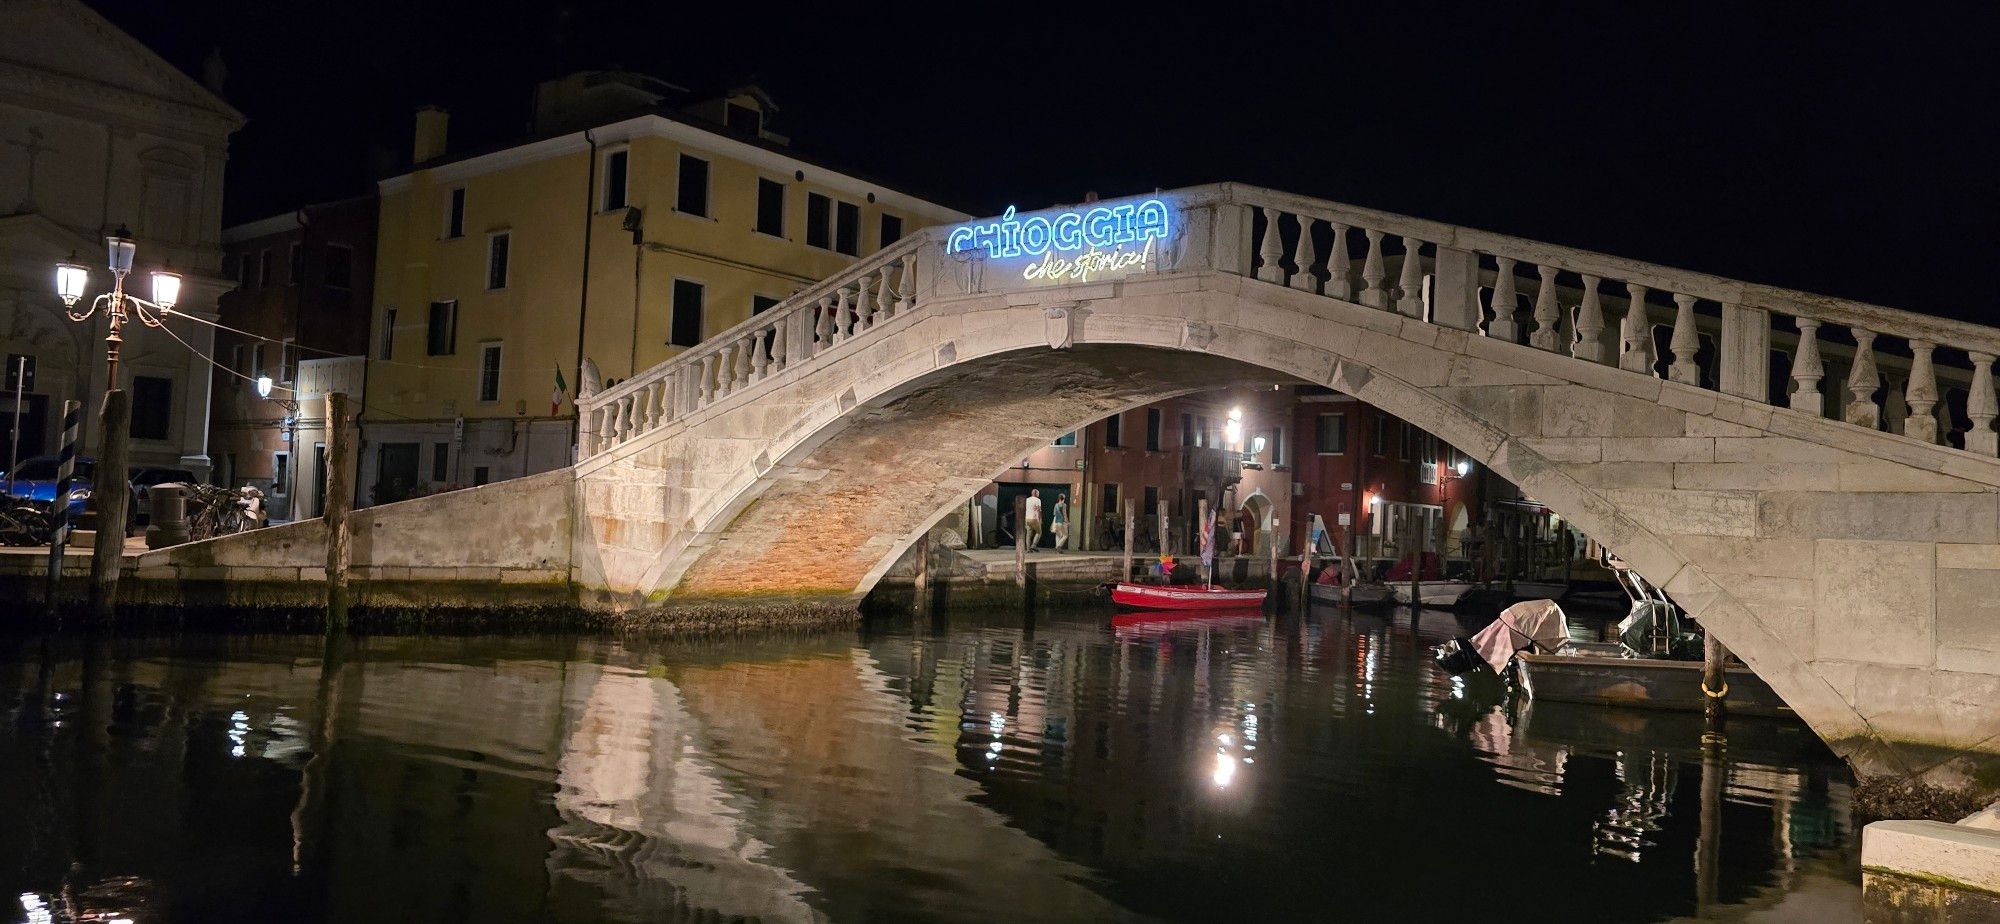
[1308,581,1392,606]
[1390,581,1478,605]
[1516,651,1792,717]
[1111,582,1269,611]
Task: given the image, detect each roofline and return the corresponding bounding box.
[60,0,246,125]
[377,111,970,223]
[221,193,375,244]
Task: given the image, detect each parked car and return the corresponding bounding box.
[130,466,195,525]
[0,454,140,535]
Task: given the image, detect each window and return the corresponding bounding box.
[472,466,490,486]
[432,442,449,482]
[1143,485,1160,514]
[1316,413,1347,454]
[229,344,244,378]
[602,149,629,211]
[676,154,709,216]
[1145,408,1162,451]
[1373,416,1388,456]
[670,279,704,347]
[1400,422,1414,461]
[1195,415,1209,448]
[427,300,457,356]
[486,232,510,290]
[251,342,266,378]
[236,254,250,287]
[752,294,781,315]
[379,308,396,360]
[1266,426,1285,466]
[325,244,353,288]
[755,178,785,236]
[444,187,465,238]
[478,342,502,401]
[1101,482,1119,515]
[726,102,760,135]
[1104,413,1123,448]
[129,376,171,440]
[1180,413,1192,448]
[880,214,903,247]
[1053,431,1076,447]
[272,452,289,496]
[288,242,303,285]
[805,193,831,248]
[257,249,272,287]
[281,337,296,383]
[835,200,859,255]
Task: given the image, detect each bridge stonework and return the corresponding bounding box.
[146,184,2000,785]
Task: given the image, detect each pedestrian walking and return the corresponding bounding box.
[1024,489,1044,552]
[1051,493,1069,553]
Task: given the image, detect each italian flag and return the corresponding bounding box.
[552,367,567,416]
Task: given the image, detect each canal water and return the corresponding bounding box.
[0,605,1859,922]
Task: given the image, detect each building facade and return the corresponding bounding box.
[211,196,375,519]
[1287,388,1484,565]
[358,72,965,505]
[0,0,242,479]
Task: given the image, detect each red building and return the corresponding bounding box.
[1287,386,1483,568]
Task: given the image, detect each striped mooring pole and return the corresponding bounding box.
[42,399,79,615]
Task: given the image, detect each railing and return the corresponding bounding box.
[1231,185,2000,455]
[578,235,926,458]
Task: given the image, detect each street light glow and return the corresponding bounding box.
[54,259,88,307]
[1456,459,1470,476]
[256,375,274,398]
[105,227,136,276]
[151,269,182,310]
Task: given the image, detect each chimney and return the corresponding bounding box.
[413,105,450,165]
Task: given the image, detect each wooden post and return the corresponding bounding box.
[324,392,354,629]
[1121,497,1134,584]
[1268,521,1279,598]
[912,530,930,610]
[1197,497,1211,587]
[1156,499,1169,582]
[1344,521,1358,607]
[1299,521,1314,611]
[1407,509,1422,608]
[1696,729,1726,915]
[1013,495,1028,589]
[87,389,130,622]
[44,399,80,617]
[1703,632,1730,727]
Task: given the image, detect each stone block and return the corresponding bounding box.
[1936,568,2000,673]
[1863,821,2000,894]
[1656,382,1719,416]
[1760,493,1999,543]
[1673,535,1816,580]
[1519,437,1602,463]
[1572,462,1674,490]
[1539,388,1685,438]
[1712,437,1851,464]
[1685,415,1766,438]
[1446,354,1564,388]
[1851,664,2000,751]
[1813,540,1934,666]
[1674,461,1837,491]
[1938,544,2000,570]
[1604,437,1715,463]
[1438,386,1543,438]
[1604,488,1757,537]
[1838,460,1987,493]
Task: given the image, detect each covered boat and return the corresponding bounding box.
[1111,582,1269,611]
[1435,599,1570,676]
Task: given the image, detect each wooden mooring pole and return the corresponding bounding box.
[1156,499,1169,583]
[1013,495,1028,588]
[43,399,80,617]
[1702,632,1730,727]
[1121,498,1135,583]
[87,389,129,622]
[324,392,354,630]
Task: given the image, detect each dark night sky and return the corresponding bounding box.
[90,1,1998,323]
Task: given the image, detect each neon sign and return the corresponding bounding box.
[946,198,1173,285]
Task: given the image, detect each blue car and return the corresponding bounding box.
[0,454,139,533]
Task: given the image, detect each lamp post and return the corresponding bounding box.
[53,226,182,619]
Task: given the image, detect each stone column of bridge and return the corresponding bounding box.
[572,185,2000,788]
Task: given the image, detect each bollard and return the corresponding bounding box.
[42,399,80,616]
[144,484,189,549]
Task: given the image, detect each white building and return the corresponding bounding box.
[0,0,243,478]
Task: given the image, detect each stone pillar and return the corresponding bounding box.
[1718,304,1771,401]
[1430,246,1481,332]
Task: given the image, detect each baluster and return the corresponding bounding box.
[1256,207,1286,283]
[1487,257,1519,342]
[751,329,771,381]
[720,345,741,398]
[1394,236,1425,318]
[1530,264,1561,351]
[1326,223,1353,300]
[854,273,876,331]
[698,353,718,408]
[1572,274,1607,363]
[1618,284,1653,373]
[897,252,916,313]
[1290,216,1318,293]
[661,377,678,423]
[769,317,788,374]
[735,336,753,386]
[1968,352,1997,454]
[1360,229,1388,309]
[876,266,894,321]
[814,296,834,353]
[1844,328,1880,429]
[1790,319,1824,413]
[1904,340,1939,443]
[837,287,856,342]
[641,383,659,431]
[1668,294,1701,385]
[615,396,633,442]
[579,406,598,456]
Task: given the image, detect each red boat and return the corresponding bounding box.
[1110,581,1269,611]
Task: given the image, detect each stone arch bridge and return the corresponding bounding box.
[153,184,2000,782]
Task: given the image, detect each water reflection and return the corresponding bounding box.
[0,606,1858,922]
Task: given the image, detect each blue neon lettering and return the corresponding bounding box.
[945,198,1173,258]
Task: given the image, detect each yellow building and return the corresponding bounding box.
[359,72,965,504]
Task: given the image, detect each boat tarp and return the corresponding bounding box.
[1470,599,1570,674]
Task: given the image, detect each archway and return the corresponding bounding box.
[1237,490,1275,556]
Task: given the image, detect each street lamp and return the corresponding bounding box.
[55,225,181,384]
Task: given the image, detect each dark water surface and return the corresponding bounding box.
[0,605,1859,922]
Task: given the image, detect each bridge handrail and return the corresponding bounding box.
[577,234,929,457]
[1225,183,2000,451]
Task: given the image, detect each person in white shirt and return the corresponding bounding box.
[1023,489,1044,551]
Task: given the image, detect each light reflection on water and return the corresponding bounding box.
[0,607,1857,922]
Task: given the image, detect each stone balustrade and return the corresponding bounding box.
[577,235,924,458]
[1236,186,2000,454]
